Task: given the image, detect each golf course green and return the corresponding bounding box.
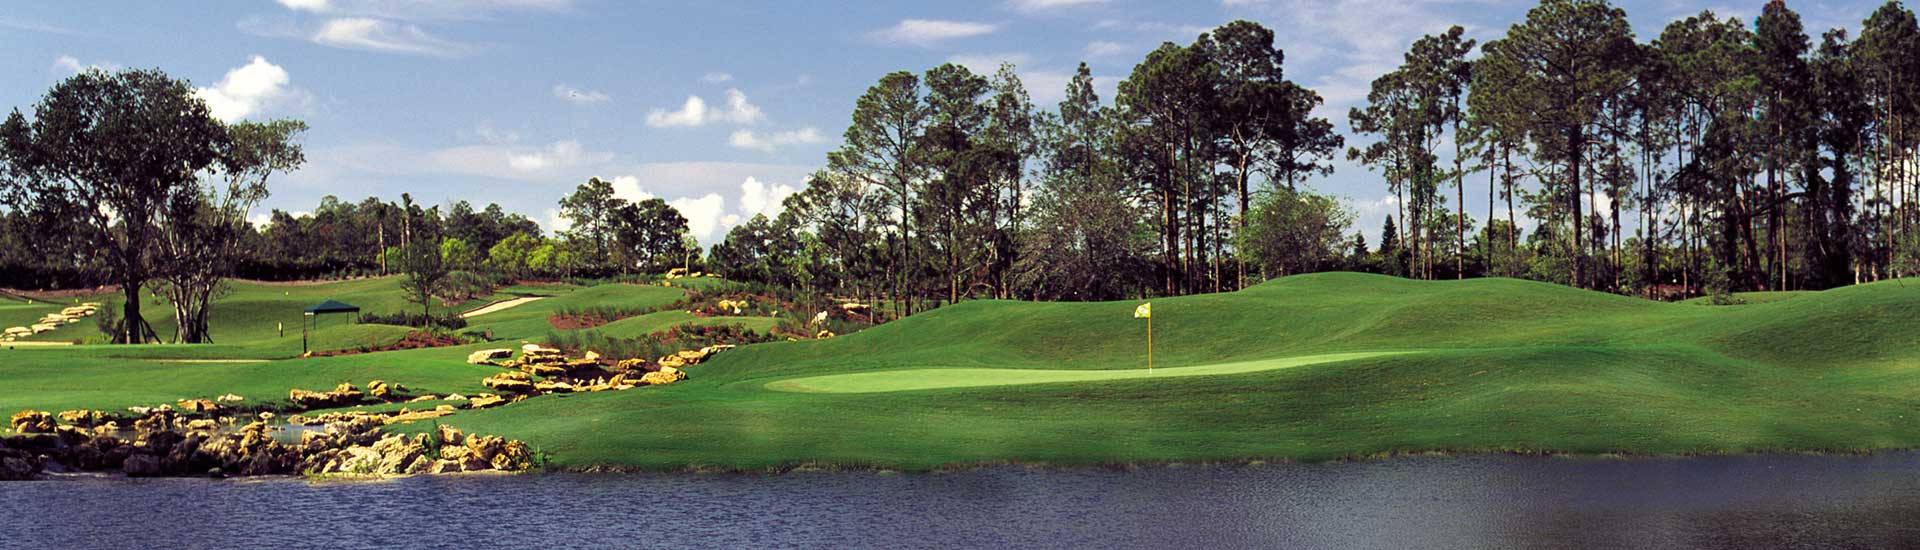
[6,271,1920,471]
[764,352,1409,393]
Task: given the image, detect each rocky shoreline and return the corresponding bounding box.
[1,409,531,481]
[2,342,737,481]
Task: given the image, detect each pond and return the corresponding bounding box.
[4,453,1918,549]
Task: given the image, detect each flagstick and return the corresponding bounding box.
[1147,314,1152,372]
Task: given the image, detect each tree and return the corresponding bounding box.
[1476,0,1639,288]
[489,232,542,277]
[1017,66,1150,300]
[400,238,448,318]
[1118,41,1219,295]
[0,68,228,344]
[610,198,688,273]
[982,63,1037,298]
[919,62,993,303]
[558,176,623,265]
[1238,187,1355,279]
[439,237,481,270]
[157,119,307,343]
[829,71,926,315]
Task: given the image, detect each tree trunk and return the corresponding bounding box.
[1454,109,1465,280]
[1570,124,1585,289]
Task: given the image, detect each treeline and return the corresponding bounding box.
[1355,0,1920,298]
[708,20,1350,310]
[713,0,1920,305]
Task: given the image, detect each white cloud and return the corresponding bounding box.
[728,127,824,153]
[277,0,330,12]
[700,72,733,83]
[1092,20,1211,37]
[644,88,764,128]
[274,0,574,20]
[51,55,119,74]
[870,19,998,46]
[422,139,615,180]
[470,121,520,144]
[1008,0,1108,13]
[646,96,708,128]
[193,56,310,122]
[719,89,765,125]
[947,52,1033,74]
[671,193,730,241]
[609,175,653,203]
[552,83,610,104]
[542,208,573,233]
[248,212,275,228]
[312,17,470,56]
[1016,69,1118,105]
[1083,40,1129,59]
[738,177,798,218]
[1,17,82,35]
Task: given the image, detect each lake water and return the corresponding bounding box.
[4,453,1920,549]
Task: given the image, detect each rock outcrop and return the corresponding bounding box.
[9,410,53,434]
[288,383,365,409]
[467,348,514,365]
[482,372,534,393]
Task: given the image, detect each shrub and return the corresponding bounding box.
[358,311,468,330]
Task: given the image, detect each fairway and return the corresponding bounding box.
[765,351,1410,393]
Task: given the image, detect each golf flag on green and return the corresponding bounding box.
[1135,302,1152,371]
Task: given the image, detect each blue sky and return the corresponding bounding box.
[0,0,1891,245]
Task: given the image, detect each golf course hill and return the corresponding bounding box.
[6,271,1920,472]
[442,271,1920,471]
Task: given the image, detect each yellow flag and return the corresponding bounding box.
[1133,302,1151,319]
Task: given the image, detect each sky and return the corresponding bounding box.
[0,0,1893,245]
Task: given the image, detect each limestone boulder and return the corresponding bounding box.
[467,348,513,365]
[436,424,465,446]
[56,409,107,427]
[639,370,686,386]
[468,394,507,409]
[10,410,54,433]
[522,364,568,378]
[368,379,404,400]
[176,399,224,415]
[482,372,534,393]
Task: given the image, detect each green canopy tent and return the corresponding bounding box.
[302,300,360,354]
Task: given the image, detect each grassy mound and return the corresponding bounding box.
[436,272,1920,470]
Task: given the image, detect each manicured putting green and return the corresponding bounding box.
[765,351,1409,394]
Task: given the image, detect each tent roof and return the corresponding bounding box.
[303,300,361,314]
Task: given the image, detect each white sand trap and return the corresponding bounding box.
[2,341,74,347]
[462,296,546,318]
[765,351,1410,394]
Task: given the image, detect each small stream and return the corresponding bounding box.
[4,452,1919,549]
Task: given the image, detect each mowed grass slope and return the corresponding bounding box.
[440,272,1920,470]
[9,271,1920,470]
